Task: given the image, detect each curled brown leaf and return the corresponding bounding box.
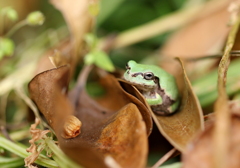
[97,103,148,168]
[120,58,204,152]
[34,39,72,75]
[29,64,151,168]
[182,110,240,168]
[29,65,108,168]
[152,58,204,152]
[24,118,50,168]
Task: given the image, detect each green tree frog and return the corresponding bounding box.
[123,60,180,115]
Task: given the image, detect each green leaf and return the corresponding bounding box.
[0,136,58,168]
[0,38,15,57]
[1,7,18,21]
[0,157,24,168]
[84,50,115,72]
[84,53,95,65]
[93,50,115,72]
[84,33,97,49]
[97,0,126,25]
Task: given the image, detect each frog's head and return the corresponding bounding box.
[123,60,158,91]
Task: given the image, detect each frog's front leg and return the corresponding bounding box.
[151,98,180,116]
[146,93,162,106]
[150,93,179,115]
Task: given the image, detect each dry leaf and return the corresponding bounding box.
[161,0,232,58]
[34,39,72,75]
[119,58,204,152]
[97,103,148,168]
[29,64,152,168]
[50,0,94,57]
[25,118,50,168]
[182,111,240,168]
[67,66,151,167]
[49,50,70,68]
[159,0,233,80]
[29,65,72,135]
[29,65,109,168]
[153,58,204,152]
[47,0,95,80]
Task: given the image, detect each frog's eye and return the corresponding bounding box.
[143,72,154,80]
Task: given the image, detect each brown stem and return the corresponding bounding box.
[151,148,178,168]
[213,13,240,168]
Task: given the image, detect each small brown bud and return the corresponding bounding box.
[61,115,82,139]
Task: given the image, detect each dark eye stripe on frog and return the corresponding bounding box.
[131,72,143,77]
[132,72,155,80]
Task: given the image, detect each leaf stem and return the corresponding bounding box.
[193,59,240,107]
[15,87,44,130]
[45,137,81,168]
[0,136,58,168]
[5,20,27,38]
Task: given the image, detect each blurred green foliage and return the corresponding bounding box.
[98,0,185,30]
[1,1,224,168]
[98,0,186,68]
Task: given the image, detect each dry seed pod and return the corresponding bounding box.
[61,115,82,139]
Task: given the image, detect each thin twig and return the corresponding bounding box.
[185,50,240,61]
[0,93,9,126]
[0,125,13,141]
[15,86,54,133]
[68,65,93,107]
[14,86,45,129]
[151,148,177,168]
